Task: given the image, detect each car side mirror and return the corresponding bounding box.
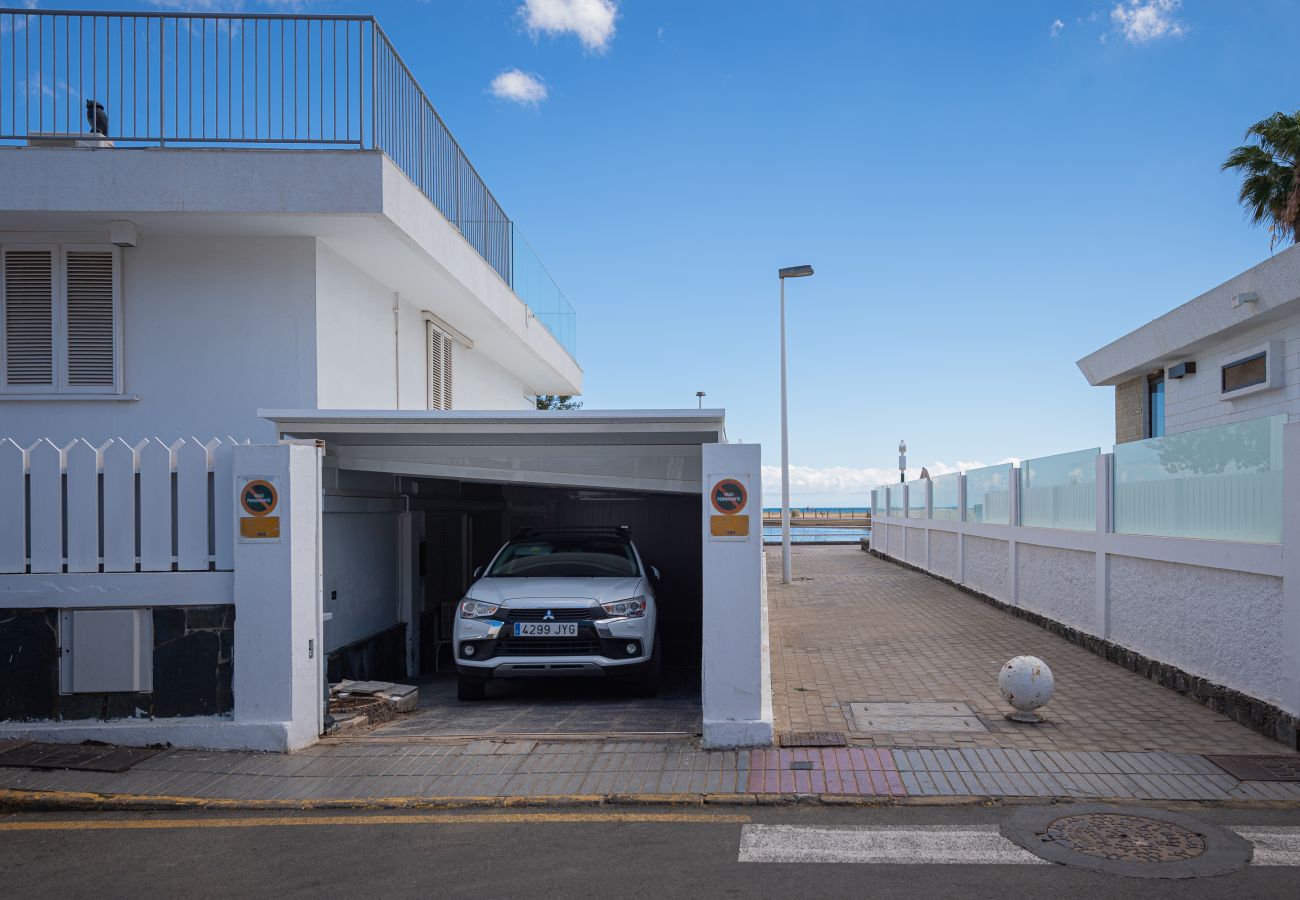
[649,566,661,583]
[472,566,483,581]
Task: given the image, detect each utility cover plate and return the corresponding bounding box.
[779,731,848,748]
[1204,755,1300,782]
[0,742,163,772]
[847,701,989,734]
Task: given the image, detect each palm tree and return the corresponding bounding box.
[1221,110,1300,249]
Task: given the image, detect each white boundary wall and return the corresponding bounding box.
[0,441,322,752]
[871,422,1300,719]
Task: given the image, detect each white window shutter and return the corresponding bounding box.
[2,248,55,388]
[427,322,453,411]
[64,250,117,389]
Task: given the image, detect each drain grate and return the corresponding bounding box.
[1205,755,1300,782]
[779,731,847,748]
[0,741,163,773]
[1044,814,1206,863]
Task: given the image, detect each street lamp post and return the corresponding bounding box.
[778,264,814,585]
[899,439,907,484]
[696,391,706,409]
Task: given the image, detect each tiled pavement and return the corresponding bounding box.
[4,738,1300,805]
[768,546,1291,755]
[370,675,701,738]
[4,545,1299,808]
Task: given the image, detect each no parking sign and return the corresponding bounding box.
[709,477,751,540]
[238,477,281,542]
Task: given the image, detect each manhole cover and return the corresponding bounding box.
[780,731,847,747]
[1045,814,1206,862]
[1001,805,1252,879]
[1205,755,1300,782]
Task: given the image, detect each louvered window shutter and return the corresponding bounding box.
[64,250,117,389]
[427,322,454,411]
[2,248,55,388]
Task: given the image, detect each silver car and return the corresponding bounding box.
[453,528,661,701]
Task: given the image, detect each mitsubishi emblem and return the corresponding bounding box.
[543,609,555,621]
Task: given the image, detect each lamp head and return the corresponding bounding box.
[778,264,814,279]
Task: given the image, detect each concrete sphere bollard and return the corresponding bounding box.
[999,656,1054,723]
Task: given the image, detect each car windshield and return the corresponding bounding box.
[486,538,640,578]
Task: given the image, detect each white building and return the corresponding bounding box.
[0,9,771,752]
[1078,244,1300,442]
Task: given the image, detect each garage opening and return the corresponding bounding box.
[270,410,724,740]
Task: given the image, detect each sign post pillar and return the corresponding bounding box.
[701,442,773,748]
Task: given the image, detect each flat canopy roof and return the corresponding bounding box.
[261,409,729,494]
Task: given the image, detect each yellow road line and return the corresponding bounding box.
[0,811,751,831]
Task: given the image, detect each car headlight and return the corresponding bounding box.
[600,596,647,618]
[460,598,501,619]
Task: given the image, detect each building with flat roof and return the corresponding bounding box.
[1077,244,1300,442]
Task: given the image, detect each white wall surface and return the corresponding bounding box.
[1107,554,1284,705]
[1,235,317,446]
[1017,544,1094,633]
[322,507,399,652]
[454,344,534,410]
[1162,309,1300,434]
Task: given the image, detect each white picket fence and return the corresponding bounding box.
[0,437,248,574]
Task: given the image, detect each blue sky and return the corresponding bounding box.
[26,0,1300,504]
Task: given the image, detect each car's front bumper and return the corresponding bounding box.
[454,613,653,677]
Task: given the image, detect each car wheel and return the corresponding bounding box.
[457,674,488,701]
[629,635,661,698]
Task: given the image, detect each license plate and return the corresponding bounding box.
[512,622,579,638]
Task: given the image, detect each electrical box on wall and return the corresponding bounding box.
[58,609,153,694]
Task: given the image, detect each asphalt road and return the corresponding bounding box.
[2,804,1299,899]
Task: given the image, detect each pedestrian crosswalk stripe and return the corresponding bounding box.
[1233,828,1300,866]
[738,825,1300,866]
[738,825,1048,865]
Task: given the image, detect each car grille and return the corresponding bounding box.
[504,607,602,621]
[494,638,604,656]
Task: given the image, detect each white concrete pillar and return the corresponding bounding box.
[700,443,773,748]
[1094,452,1114,641]
[232,442,323,751]
[957,473,966,584]
[1280,423,1300,716]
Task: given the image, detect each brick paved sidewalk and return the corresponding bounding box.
[3,737,1300,807]
[768,546,1289,755]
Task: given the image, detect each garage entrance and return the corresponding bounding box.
[265,410,757,742]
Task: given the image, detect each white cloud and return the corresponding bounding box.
[1050,18,1065,37]
[489,68,548,105]
[519,0,618,53]
[1110,0,1186,44]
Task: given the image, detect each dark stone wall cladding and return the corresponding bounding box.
[869,550,1300,750]
[327,623,406,685]
[0,606,235,722]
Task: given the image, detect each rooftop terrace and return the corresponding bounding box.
[0,7,577,358]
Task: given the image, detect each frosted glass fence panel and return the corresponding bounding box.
[887,486,904,517]
[965,464,1012,524]
[931,473,960,520]
[1020,447,1099,531]
[1113,415,1284,543]
[907,479,929,518]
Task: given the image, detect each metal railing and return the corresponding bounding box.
[0,8,577,358]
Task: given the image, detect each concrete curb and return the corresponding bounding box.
[4,787,1300,814]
